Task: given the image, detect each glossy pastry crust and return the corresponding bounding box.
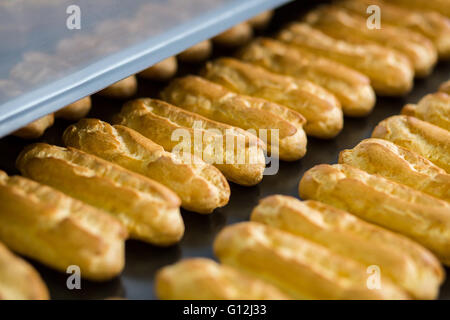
[338,0,450,59]
[339,138,450,202]
[304,6,438,77]
[63,119,230,213]
[237,38,375,116]
[278,23,414,96]
[55,96,92,120]
[402,93,450,131]
[299,164,450,265]
[12,114,54,139]
[0,170,126,281]
[16,143,184,245]
[156,258,290,300]
[0,241,49,300]
[214,221,410,300]
[251,195,443,299]
[98,75,138,99]
[201,57,343,139]
[372,115,450,173]
[212,22,253,47]
[161,75,308,161]
[138,56,178,81]
[115,98,266,186]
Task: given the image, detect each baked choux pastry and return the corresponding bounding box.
[278,23,414,96]
[372,115,450,173]
[238,38,375,116]
[299,164,450,265]
[338,0,450,59]
[339,138,450,202]
[214,222,410,299]
[17,143,184,245]
[0,241,49,300]
[251,195,443,299]
[304,6,437,77]
[63,119,230,213]
[155,258,289,300]
[12,114,54,139]
[139,56,178,81]
[402,92,450,131]
[0,170,126,281]
[98,75,138,99]
[55,96,92,120]
[178,40,212,63]
[201,58,343,139]
[115,98,266,186]
[212,22,253,47]
[161,76,307,161]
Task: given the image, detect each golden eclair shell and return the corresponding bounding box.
[139,56,178,81]
[161,76,307,161]
[238,38,376,116]
[372,115,450,173]
[201,58,343,139]
[299,164,450,265]
[55,96,92,120]
[155,258,289,300]
[338,0,450,59]
[339,138,450,202]
[304,6,438,77]
[98,75,138,99]
[12,114,54,139]
[16,143,184,246]
[0,170,126,281]
[247,10,274,30]
[115,98,266,186]
[214,222,409,300]
[0,242,49,300]
[178,40,212,63]
[440,80,450,94]
[212,22,253,47]
[402,93,450,131]
[389,0,450,18]
[63,119,230,213]
[278,23,414,96]
[251,195,443,299]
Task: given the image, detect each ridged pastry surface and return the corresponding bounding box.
[372,115,450,173]
[63,119,230,213]
[161,75,308,161]
[0,170,126,281]
[278,23,414,96]
[299,163,450,265]
[214,221,410,299]
[251,195,443,299]
[238,38,375,116]
[115,98,266,186]
[201,57,343,138]
[0,241,49,300]
[156,258,289,300]
[16,143,184,245]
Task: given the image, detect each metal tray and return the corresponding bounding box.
[0,0,449,300]
[0,0,291,138]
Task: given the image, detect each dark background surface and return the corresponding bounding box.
[0,0,449,299]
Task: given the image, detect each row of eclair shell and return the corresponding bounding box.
[156,81,450,300]
[1,1,450,298]
[9,10,273,139]
[13,0,450,140]
[0,11,276,300]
